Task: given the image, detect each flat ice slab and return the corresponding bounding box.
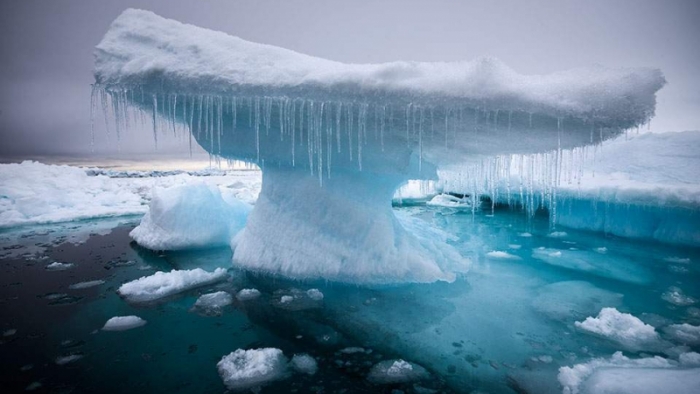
[117,268,228,303]
[102,315,147,331]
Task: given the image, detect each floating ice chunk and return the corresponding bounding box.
[236,288,261,301]
[280,296,294,304]
[661,287,697,306]
[306,289,324,301]
[532,248,651,284]
[532,281,623,321]
[486,251,521,260]
[518,232,533,237]
[664,324,700,345]
[194,291,233,314]
[102,315,147,331]
[508,244,522,250]
[25,382,42,391]
[117,268,228,303]
[664,256,691,264]
[561,355,700,394]
[426,194,472,209]
[575,308,663,351]
[69,280,105,290]
[217,348,289,390]
[291,354,318,375]
[130,183,251,251]
[46,262,74,271]
[367,359,429,384]
[594,247,607,254]
[3,329,17,337]
[548,231,568,238]
[55,354,83,365]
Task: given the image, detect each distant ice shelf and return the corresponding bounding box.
[93,9,665,283]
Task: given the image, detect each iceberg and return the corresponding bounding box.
[574,308,666,352]
[94,9,664,283]
[130,183,251,250]
[117,268,228,303]
[217,348,289,390]
[101,315,147,331]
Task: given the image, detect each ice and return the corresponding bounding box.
[117,268,228,303]
[55,354,83,365]
[101,315,147,331]
[0,161,260,230]
[367,359,429,384]
[68,280,105,290]
[217,348,289,390]
[532,281,623,321]
[664,324,700,346]
[531,247,651,284]
[426,194,473,209]
[548,231,568,238]
[661,286,697,306]
[45,262,74,271]
[236,288,261,301]
[129,183,251,250]
[193,291,233,313]
[280,295,293,304]
[574,308,665,351]
[340,347,366,354]
[559,351,700,394]
[306,289,324,301]
[3,329,17,337]
[290,353,318,375]
[485,251,521,260]
[93,9,664,284]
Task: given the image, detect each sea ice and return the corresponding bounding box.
[55,354,83,365]
[117,268,228,303]
[367,359,429,384]
[558,351,700,394]
[290,354,318,375]
[306,289,324,301]
[193,291,233,311]
[575,308,664,351]
[532,281,623,321]
[217,348,289,390]
[426,194,473,209]
[485,251,521,260]
[130,183,251,250]
[280,296,293,304]
[68,280,105,290]
[45,262,74,271]
[236,288,261,301]
[102,315,147,331]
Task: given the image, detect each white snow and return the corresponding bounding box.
[45,262,74,271]
[485,251,521,260]
[117,268,228,303]
[575,308,663,351]
[558,351,700,394]
[290,354,318,375]
[130,183,251,250]
[68,280,105,290]
[102,315,147,331]
[306,289,324,301]
[0,161,260,230]
[367,359,429,384]
[236,288,261,301]
[217,348,289,390]
[193,291,233,310]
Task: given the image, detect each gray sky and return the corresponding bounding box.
[1,0,699,158]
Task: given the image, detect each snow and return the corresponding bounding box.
[0,161,260,229]
[290,354,318,375]
[102,315,147,331]
[193,291,233,310]
[117,268,228,303]
[575,308,663,351]
[129,183,251,250]
[367,359,429,384]
[486,251,521,260]
[236,288,261,301]
[46,262,74,271]
[68,280,105,290]
[558,351,700,394]
[217,348,289,390]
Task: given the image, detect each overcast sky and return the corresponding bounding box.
[1,0,699,158]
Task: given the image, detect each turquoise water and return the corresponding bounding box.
[1,205,699,393]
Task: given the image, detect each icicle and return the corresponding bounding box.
[231,96,237,135]
[254,97,261,163]
[90,85,97,151]
[151,94,158,148]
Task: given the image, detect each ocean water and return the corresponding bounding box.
[1,204,699,393]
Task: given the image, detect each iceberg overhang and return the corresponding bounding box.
[93,9,666,283]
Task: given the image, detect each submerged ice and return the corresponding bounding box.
[93,9,665,283]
